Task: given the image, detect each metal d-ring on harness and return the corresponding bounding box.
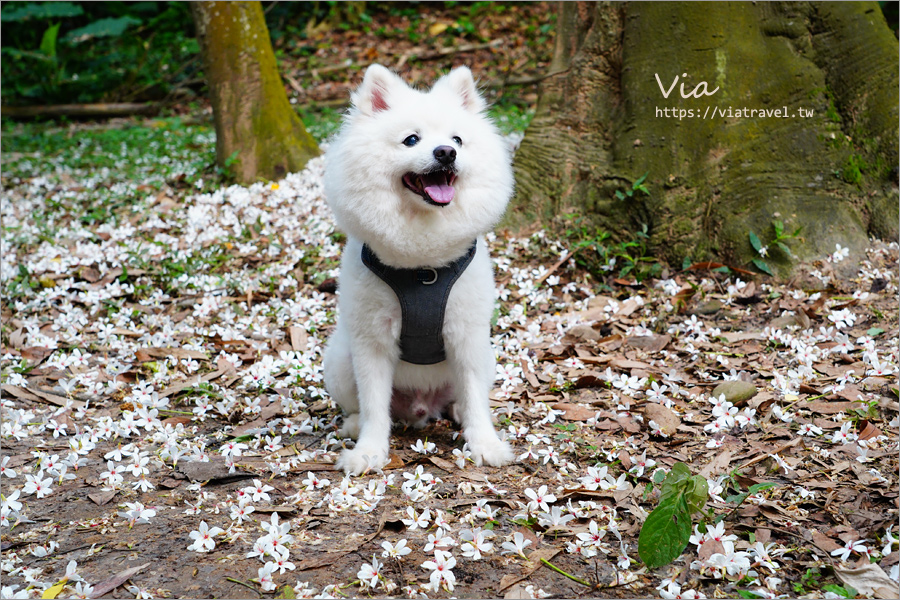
[419,268,439,285]
[361,241,477,365]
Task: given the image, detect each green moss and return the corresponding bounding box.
[840,153,866,185]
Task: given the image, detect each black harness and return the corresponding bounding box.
[361,241,477,365]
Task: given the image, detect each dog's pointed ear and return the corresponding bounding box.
[435,67,486,114]
[352,64,402,116]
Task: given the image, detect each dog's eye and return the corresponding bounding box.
[402,134,420,147]
[452,136,463,146]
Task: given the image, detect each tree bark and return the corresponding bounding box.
[191,1,319,184]
[511,1,898,276]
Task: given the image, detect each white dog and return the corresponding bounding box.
[322,64,515,476]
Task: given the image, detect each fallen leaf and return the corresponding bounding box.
[230,400,282,438]
[573,374,606,388]
[384,453,405,470]
[89,563,150,599]
[624,334,671,353]
[429,22,449,36]
[504,584,531,599]
[856,420,883,441]
[610,358,652,370]
[499,547,560,591]
[834,563,899,599]
[177,458,254,483]
[137,347,208,360]
[711,380,758,404]
[279,461,337,471]
[161,416,192,428]
[20,346,54,363]
[158,369,227,399]
[615,415,641,433]
[698,539,725,560]
[295,552,350,571]
[0,385,85,410]
[288,326,308,351]
[809,530,842,553]
[699,450,734,478]
[43,580,67,599]
[88,490,117,506]
[643,403,680,436]
[254,505,298,514]
[805,399,862,414]
[551,402,597,421]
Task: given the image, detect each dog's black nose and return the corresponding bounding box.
[433,145,456,166]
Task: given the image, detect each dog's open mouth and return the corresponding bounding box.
[402,169,457,207]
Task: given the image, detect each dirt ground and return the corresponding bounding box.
[1,156,898,597]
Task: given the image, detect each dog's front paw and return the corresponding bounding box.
[336,444,389,476]
[467,434,514,467]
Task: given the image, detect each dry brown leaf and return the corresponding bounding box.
[8,327,26,348]
[699,450,734,478]
[253,505,297,514]
[857,420,884,441]
[88,490,117,506]
[230,400,282,438]
[834,563,900,599]
[499,547,560,591]
[615,415,641,433]
[177,458,254,483]
[610,357,652,370]
[573,374,606,389]
[698,539,726,560]
[552,402,597,421]
[288,326,308,351]
[624,334,671,353]
[158,369,227,399]
[0,384,85,410]
[161,415,192,427]
[805,399,861,414]
[89,563,150,599]
[20,346,54,363]
[643,403,680,436]
[137,347,208,360]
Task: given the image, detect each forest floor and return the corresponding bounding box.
[2,3,900,600]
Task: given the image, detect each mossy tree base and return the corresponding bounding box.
[192,1,319,184]
[510,2,898,277]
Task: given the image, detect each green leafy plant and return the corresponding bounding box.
[822,584,858,598]
[718,479,777,523]
[1,1,83,22]
[62,16,141,44]
[748,219,802,275]
[1,2,196,105]
[638,462,709,569]
[610,223,662,281]
[559,216,661,283]
[615,171,650,201]
[792,567,824,595]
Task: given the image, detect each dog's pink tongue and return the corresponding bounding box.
[422,173,454,204]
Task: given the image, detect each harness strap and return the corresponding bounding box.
[361,241,477,365]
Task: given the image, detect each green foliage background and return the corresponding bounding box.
[0,1,558,108]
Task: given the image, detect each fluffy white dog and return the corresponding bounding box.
[322,64,515,476]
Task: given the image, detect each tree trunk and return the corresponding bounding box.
[191,1,319,184]
[511,1,898,277]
